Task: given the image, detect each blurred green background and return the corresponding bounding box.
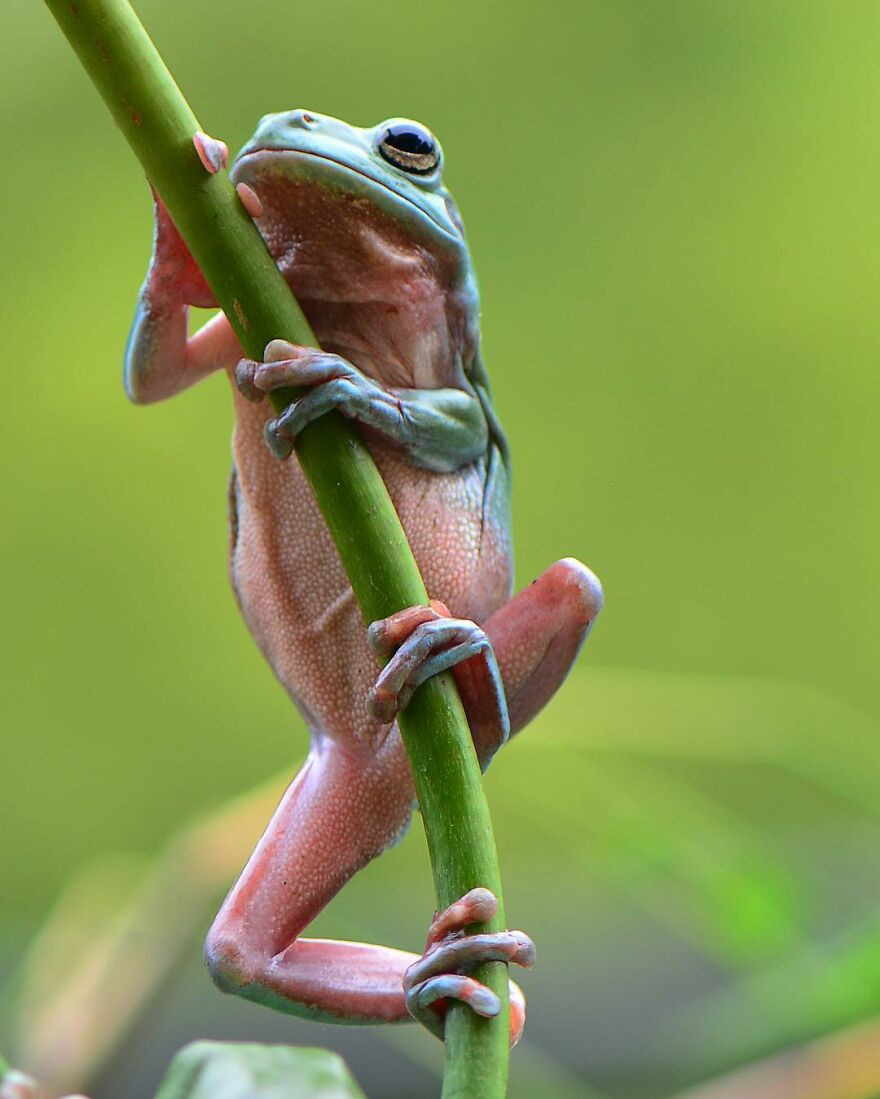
[3,1,880,1097]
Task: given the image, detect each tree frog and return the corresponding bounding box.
[125,110,602,1043]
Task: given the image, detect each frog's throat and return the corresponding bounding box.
[233,149,461,247]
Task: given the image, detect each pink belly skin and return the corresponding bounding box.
[228,390,513,749]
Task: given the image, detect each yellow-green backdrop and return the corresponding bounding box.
[2,3,879,1098]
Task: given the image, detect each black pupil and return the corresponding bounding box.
[384,126,433,155]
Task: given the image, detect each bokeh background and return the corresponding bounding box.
[3,2,880,1097]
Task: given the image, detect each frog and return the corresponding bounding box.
[124,109,603,1043]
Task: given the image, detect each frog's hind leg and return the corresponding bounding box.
[204,737,419,1024]
[485,557,602,734]
[204,737,535,1040]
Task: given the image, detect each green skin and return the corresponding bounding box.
[124,110,602,1041]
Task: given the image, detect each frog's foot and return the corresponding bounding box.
[404,888,534,1046]
[235,340,413,460]
[366,603,510,765]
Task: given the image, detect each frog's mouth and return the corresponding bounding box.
[234,148,461,245]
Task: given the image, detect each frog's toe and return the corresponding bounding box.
[234,345,339,402]
[263,417,296,460]
[406,973,500,1038]
[235,181,264,219]
[405,973,527,1045]
[259,347,357,392]
[234,358,264,402]
[193,129,229,174]
[408,931,535,986]
[426,886,498,942]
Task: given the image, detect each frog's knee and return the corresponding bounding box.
[204,929,258,994]
[552,557,603,623]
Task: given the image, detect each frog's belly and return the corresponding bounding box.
[228,409,512,746]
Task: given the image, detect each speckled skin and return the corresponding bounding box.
[124,112,602,1040]
[231,406,510,742]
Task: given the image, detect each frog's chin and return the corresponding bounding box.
[232,149,464,254]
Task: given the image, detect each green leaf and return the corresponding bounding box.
[153,1042,366,1099]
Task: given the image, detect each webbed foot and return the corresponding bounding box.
[404,888,534,1045]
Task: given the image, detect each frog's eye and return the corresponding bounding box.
[377,122,440,175]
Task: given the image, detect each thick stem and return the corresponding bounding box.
[42,1,509,1094]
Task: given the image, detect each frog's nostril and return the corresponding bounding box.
[289,109,319,128]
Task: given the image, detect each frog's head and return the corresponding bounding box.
[230,110,478,380]
[233,110,465,239]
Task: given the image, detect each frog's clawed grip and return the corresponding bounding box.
[366,603,509,735]
[234,340,398,461]
[404,888,534,1045]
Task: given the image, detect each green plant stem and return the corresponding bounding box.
[43,1,509,1095]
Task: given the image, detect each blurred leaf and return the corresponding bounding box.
[661,906,880,1069]
[153,1042,365,1099]
[6,779,287,1097]
[0,1065,40,1099]
[668,1015,880,1099]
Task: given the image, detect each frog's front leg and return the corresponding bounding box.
[124,134,242,405]
[235,339,488,472]
[124,193,239,405]
[204,740,533,1042]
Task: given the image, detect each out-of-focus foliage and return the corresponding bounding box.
[671,1017,880,1099]
[0,1044,368,1099]
[2,2,880,1098]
